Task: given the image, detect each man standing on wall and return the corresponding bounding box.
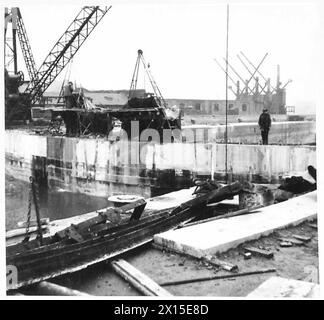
[258,108,271,145]
[63,81,74,109]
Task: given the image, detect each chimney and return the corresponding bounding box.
[255,77,259,95]
[245,80,249,94]
[276,64,280,89]
[267,78,271,93]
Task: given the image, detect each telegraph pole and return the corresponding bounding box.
[225,4,229,183]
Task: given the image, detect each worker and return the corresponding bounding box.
[63,81,74,109]
[258,108,271,145]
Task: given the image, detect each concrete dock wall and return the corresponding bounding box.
[5,130,316,197]
[183,121,316,145]
[147,143,316,183]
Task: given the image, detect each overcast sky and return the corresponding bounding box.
[4,0,323,113]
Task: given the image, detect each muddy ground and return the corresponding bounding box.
[48,220,318,297]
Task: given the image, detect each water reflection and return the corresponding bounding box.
[5,176,110,231]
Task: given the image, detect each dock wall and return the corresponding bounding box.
[183,121,316,145]
[5,130,316,197]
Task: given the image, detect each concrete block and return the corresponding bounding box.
[247,276,320,298]
[154,191,316,257]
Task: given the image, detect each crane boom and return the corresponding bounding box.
[16,8,39,87]
[129,49,167,108]
[25,6,111,104]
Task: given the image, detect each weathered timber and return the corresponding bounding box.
[243,252,252,260]
[179,205,262,229]
[244,246,274,259]
[28,281,90,296]
[7,182,239,290]
[55,199,147,240]
[30,177,43,245]
[6,225,48,240]
[202,255,238,272]
[159,268,277,286]
[277,237,304,246]
[17,218,50,228]
[308,223,317,229]
[280,241,293,247]
[292,234,312,242]
[111,259,172,296]
[130,203,146,221]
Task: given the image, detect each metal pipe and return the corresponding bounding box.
[160,268,277,286]
[213,58,238,90]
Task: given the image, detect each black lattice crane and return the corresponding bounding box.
[25,6,111,104]
[5,8,18,74]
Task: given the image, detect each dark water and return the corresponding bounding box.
[5,176,110,231]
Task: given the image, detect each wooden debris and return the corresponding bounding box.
[307,223,317,229]
[243,252,252,260]
[292,234,312,242]
[111,259,173,296]
[159,268,277,286]
[244,246,274,259]
[30,281,90,296]
[17,218,50,228]
[202,255,238,272]
[7,183,245,290]
[280,241,293,247]
[55,199,147,240]
[6,225,48,239]
[179,205,263,229]
[277,237,304,246]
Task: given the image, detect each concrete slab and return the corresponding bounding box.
[247,276,320,299]
[154,191,317,257]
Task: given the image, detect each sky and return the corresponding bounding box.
[3,0,323,114]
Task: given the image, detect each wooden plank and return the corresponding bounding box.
[17,218,50,228]
[277,237,304,246]
[244,246,274,259]
[292,234,312,242]
[280,241,293,247]
[179,205,262,229]
[6,225,48,239]
[110,259,173,297]
[31,281,90,296]
[130,203,146,221]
